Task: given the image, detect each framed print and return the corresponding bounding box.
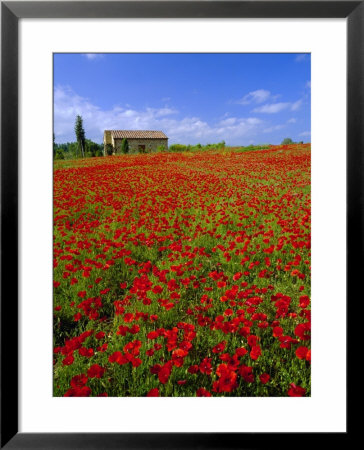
[1,1,359,448]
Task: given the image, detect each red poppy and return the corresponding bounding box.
[247,335,259,347]
[62,354,74,366]
[95,331,105,340]
[158,361,173,384]
[188,365,199,374]
[70,373,88,388]
[235,347,248,357]
[116,325,128,336]
[306,349,311,362]
[123,313,134,323]
[259,373,270,384]
[239,326,251,337]
[250,345,262,361]
[172,348,188,367]
[150,364,162,375]
[108,351,124,364]
[294,322,311,341]
[64,386,92,397]
[196,388,212,397]
[199,358,212,375]
[73,312,82,322]
[214,364,238,393]
[239,364,254,383]
[299,295,310,308]
[87,364,106,378]
[288,383,306,397]
[295,346,309,360]
[78,347,94,357]
[212,341,226,354]
[147,388,159,397]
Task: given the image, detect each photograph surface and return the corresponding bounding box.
[53,53,311,397]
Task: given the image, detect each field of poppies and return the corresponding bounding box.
[53,143,311,397]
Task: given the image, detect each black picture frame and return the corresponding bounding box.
[1,1,358,448]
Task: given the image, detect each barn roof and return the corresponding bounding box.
[108,130,168,139]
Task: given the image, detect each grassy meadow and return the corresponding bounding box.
[53,143,311,397]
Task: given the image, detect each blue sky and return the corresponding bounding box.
[54,53,310,146]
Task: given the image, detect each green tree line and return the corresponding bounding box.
[54,115,104,160]
[54,139,104,160]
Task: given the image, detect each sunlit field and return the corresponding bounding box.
[53,143,311,397]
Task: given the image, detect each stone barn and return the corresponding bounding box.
[103,130,168,155]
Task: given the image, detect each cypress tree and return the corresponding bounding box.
[74,115,86,158]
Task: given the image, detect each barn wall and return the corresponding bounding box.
[114,138,168,153]
[104,131,112,145]
[103,131,113,155]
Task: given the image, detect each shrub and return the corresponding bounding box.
[105,143,114,156]
[169,144,188,152]
[120,138,129,154]
[55,149,65,160]
[281,138,294,145]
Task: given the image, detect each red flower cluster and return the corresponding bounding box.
[54,144,311,397]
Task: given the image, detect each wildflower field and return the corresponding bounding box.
[53,143,311,397]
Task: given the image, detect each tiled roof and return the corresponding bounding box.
[108,130,168,139]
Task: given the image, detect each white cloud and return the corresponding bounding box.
[253,102,291,114]
[287,118,296,124]
[145,107,178,118]
[219,117,237,126]
[295,54,309,62]
[253,99,303,114]
[83,54,103,61]
[291,99,302,111]
[236,89,271,105]
[306,81,311,89]
[299,131,311,137]
[263,124,286,133]
[54,85,265,145]
[214,117,264,139]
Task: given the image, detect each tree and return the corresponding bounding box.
[120,138,129,154]
[55,148,65,160]
[281,138,294,145]
[69,142,79,159]
[74,115,86,158]
[85,139,103,157]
